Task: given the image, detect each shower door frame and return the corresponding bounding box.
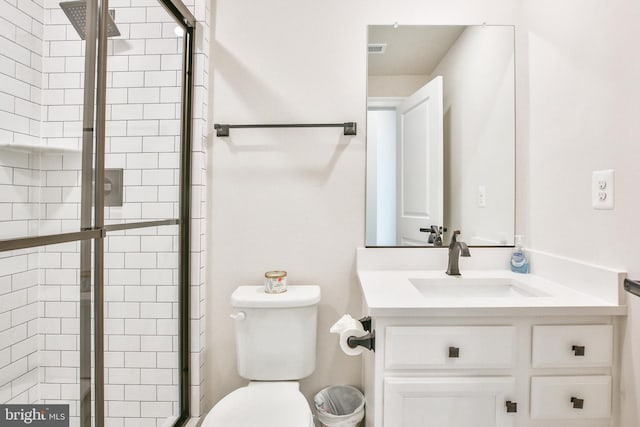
[0,0,196,426]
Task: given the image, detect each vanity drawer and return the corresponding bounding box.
[531,325,613,368]
[385,326,515,369]
[530,376,611,420]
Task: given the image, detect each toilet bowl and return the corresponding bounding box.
[202,285,321,427]
[201,382,314,427]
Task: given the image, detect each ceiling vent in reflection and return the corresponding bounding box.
[60,1,121,40]
[368,44,387,54]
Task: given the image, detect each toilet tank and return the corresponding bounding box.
[231,285,321,381]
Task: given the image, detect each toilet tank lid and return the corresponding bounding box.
[232,285,321,308]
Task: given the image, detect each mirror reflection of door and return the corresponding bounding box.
[366,76,443,246]
[397,76,443,245]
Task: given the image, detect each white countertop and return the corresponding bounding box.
[358,269,626,317]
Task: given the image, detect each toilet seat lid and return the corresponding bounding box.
[202,382,312,427]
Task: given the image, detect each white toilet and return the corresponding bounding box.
[201,285,321,427]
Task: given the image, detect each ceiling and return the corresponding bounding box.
[367,26,465,76]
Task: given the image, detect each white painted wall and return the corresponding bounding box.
[368,75,431,98]
[207,0,518,410]
[520,1,640,425]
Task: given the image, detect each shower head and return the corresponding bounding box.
[60,1,121,40]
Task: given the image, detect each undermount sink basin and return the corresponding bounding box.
[409,277,548,298]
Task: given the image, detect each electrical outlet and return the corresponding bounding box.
[592,169,614,210]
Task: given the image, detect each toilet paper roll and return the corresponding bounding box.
[330,314,367,356]
[339,327,368,356]
[330,314,360,334]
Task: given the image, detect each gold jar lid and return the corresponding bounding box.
[265,270,287,278]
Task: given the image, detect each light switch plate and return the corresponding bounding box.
[592,169,614,210]
[478,185,486,208]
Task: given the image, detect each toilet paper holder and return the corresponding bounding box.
[347,331,375,352]
[358,316,372,332]
[347,316,375,352]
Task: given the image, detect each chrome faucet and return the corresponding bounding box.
[446,230,471,276]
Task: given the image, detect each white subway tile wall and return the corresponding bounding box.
[0,149,41,403]
[100,226,180,425]
[0,0,209,424]
[0,246,40,404]
[0,0,43,149]
[38,238,81,420]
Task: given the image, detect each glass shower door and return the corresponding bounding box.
[101,1,193,424]
[0,0,194,426]
[1,0,99,424]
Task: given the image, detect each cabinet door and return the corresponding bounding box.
[383,377,516,427]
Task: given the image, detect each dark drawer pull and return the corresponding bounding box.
[448,346,460,358]
[572,345,585,356]
[505,401,518,413]
[571,397,584,409]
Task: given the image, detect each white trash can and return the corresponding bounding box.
[314,385,365,427]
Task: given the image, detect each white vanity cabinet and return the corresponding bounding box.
[355,249,627,426]
[363,317,619,427]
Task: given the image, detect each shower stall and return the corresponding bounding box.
[0,0,197,425]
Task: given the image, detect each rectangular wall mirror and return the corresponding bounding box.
[366,25,515,247]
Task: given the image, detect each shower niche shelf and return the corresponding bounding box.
[0,142,82,154]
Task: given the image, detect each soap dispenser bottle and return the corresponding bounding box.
[510,235,529,273]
